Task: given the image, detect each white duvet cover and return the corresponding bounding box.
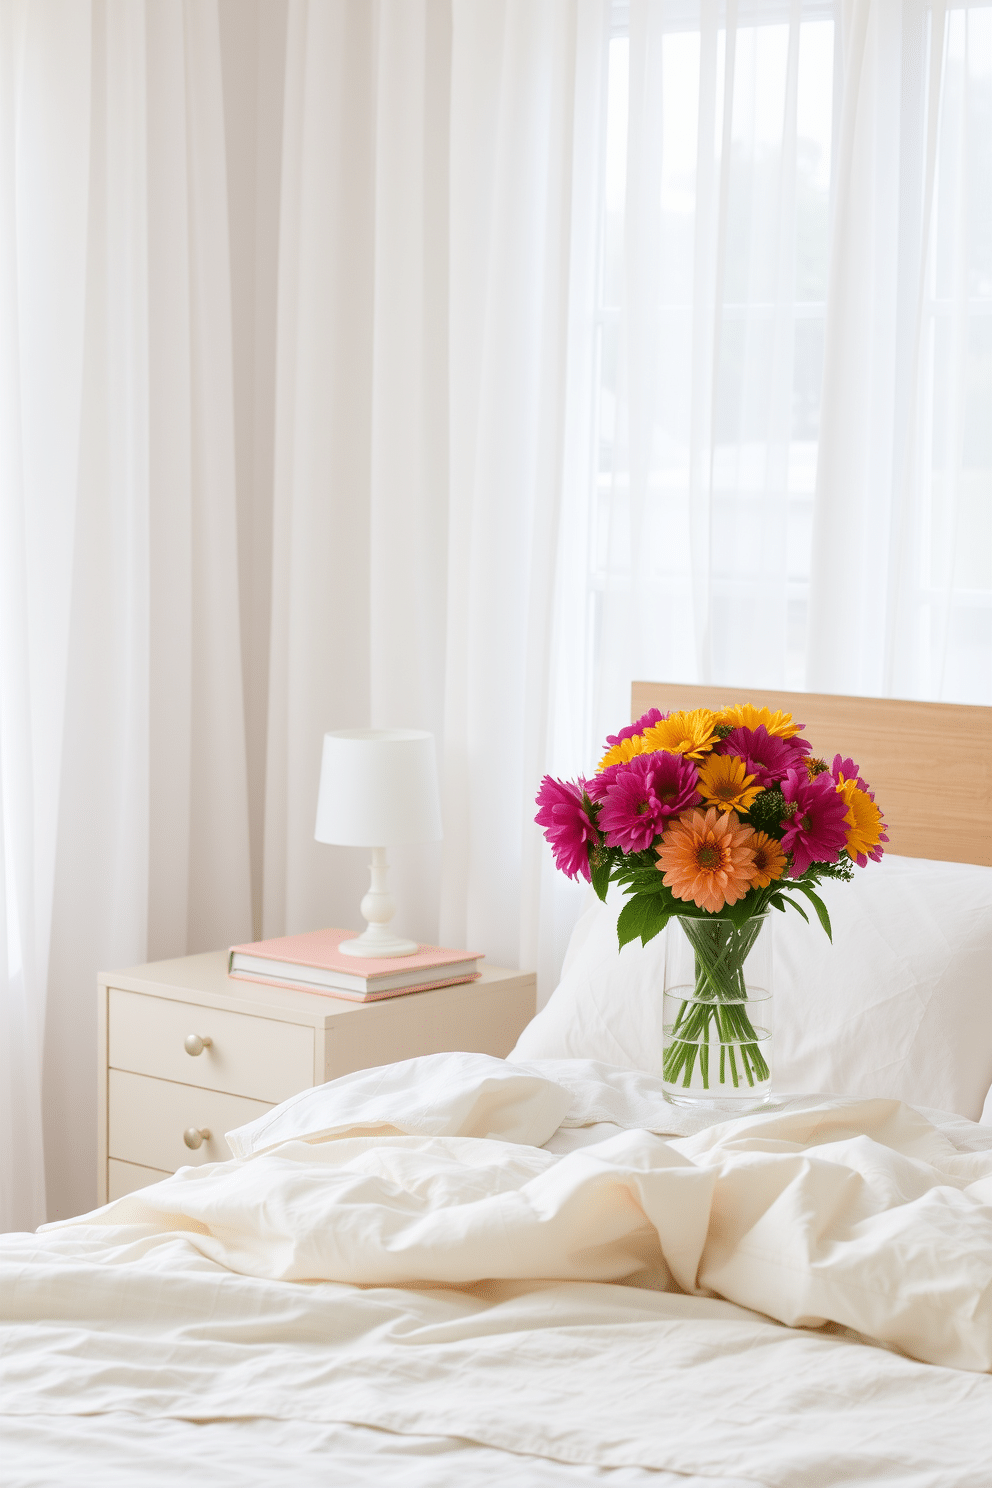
[3,1054,992,1488]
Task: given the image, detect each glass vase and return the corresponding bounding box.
[662,912,772,1110]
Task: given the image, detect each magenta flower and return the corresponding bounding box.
[535,776,599,881]
[602,708,666,750]
[598,752,701,853]
[715,725,810,788]
[585,763,622,803]
[831,753,869,791]
[779,769,850,876]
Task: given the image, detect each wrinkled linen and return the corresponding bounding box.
[4,1058,992,1487]
[225,1051,813,1158]
[1,1414,739,1488]
[225,1051,574,1157]
[48,1092,992,1372]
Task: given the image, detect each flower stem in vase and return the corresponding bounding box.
[662,914,771,1106]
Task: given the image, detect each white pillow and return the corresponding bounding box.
[510,884,671,1072]
[226,1050,572,1158]
[510,857,992,1122]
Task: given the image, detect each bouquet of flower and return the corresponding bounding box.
[535,704,887,1093]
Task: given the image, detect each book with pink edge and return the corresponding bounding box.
[227,927,483,1001]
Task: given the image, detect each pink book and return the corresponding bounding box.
[228,928,483,1002]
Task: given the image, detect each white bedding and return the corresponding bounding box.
[0,1415,745,1488]
[4,1054,992,1487]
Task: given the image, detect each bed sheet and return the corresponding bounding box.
[4,1056,992,1488]
[2,1415,751,1488]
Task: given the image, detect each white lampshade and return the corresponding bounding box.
[314,729,443,848]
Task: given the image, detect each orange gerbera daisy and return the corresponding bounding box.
[641,708,718,761]
[836,778,888,866]
[697,754,763,814]
[655,807,756,913]
[714,703,803,739]
[748,831,788,887]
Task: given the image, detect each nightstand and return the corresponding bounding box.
[97,951,537,1204]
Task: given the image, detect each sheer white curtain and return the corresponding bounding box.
[262,0,451,949]
[266,0,605,996]
[0,0,598,1231]
[809,0,992,703]
[572,0,991,769]
[441,0,606,985]
[0,0,91,1234]
[0,0,253,1231]
[577,0,840,757]
[45,0,254,1227]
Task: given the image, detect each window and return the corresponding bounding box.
[573,0,991,759]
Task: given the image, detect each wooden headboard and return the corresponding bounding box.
[631,683,992,867]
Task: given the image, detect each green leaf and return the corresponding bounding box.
[614,863,668,895]
[616,893,673,949]
[638,897,673,946]
[616,895,651,950]
[777,894,809,925]
[720,896,767,930]
[589,850,612,904]
[790,881,833,941]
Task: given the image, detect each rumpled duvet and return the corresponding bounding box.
[4,1053,992,1487]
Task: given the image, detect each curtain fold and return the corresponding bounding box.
[442,0,605,985]
[266,0,601,997]
[808,0,991,705]
[0,0,92,1234]
[44,0,152,1224]
[587,0,836,755]
[1,0,254,1229]
[263,0,451,949]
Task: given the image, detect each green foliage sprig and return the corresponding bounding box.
[596,837,852,950]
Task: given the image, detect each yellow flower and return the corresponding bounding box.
[749,831,788,887]
[597,734,653,772]
[837,778,886,863]
[641,708,718,761]
[714,703,803,739]
[697,754,763,814]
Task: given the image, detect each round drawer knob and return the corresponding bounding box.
[184,1033,212,1057]
[183,1127,211,1150]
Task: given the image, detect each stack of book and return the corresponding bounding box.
[227,928,483,1002]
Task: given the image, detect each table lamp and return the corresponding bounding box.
[314,728,443,957]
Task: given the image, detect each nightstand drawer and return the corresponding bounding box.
[98,951,536,1207]
[107,1157,170,1200]
[108,987,313,1103]
[108,1069,272,1172]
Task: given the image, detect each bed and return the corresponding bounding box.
[3,684,992,1488]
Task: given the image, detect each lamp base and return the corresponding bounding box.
[339,847,421,957]
[339,929,420,959]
